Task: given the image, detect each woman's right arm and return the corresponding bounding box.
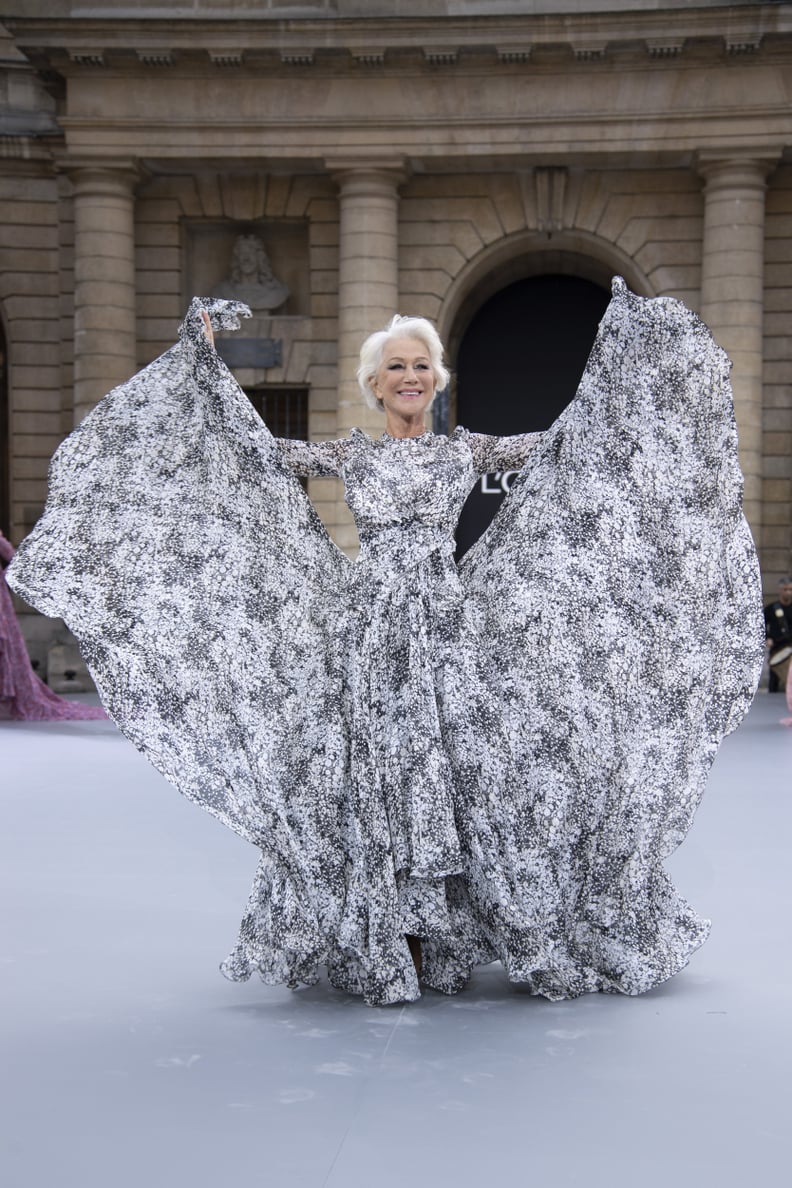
[274,438,352,478]
[198,316,349,482]
[199,312,351,479]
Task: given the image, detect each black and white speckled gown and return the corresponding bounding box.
[8,278,763,1005]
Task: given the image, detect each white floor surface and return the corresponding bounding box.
[1,692,790,1188]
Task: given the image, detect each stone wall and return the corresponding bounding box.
[764,164,792,583]
[0,165,62,537]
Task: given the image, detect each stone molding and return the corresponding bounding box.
[7,5,790,70]
[437,226,655,353]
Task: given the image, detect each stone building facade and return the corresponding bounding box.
[1,1,791,661]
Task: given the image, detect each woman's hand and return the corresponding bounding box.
[200,309,215,349]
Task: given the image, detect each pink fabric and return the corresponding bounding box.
[0,534,106,721]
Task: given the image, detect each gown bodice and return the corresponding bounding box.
[276,426,542,573]
[344,431,474,544]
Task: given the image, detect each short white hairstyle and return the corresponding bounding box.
[357,314,451,411]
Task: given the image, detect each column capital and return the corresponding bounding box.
[56,156,142,194]
[325,155,410,190]
[695,150,781,189]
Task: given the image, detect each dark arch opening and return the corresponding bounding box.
[452,273,610,556]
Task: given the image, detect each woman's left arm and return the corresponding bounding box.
[468,431,544,476]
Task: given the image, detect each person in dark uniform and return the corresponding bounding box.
[764,577,792,692]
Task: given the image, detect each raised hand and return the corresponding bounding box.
[200,309,215,349]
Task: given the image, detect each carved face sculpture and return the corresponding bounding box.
[231,235,271,283]
[234,237,259,281]
[216,234,289,311]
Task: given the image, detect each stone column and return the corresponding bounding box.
[69,162,139,424]
[327,159,407,550]
[697,153,777,539]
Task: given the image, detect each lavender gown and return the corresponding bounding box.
[1,533,106,721]
[7,278,763,1004]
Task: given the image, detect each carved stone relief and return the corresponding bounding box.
[211,233,290,312]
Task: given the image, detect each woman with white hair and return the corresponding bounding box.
[8,284,763,1006]
[274,311,543,501]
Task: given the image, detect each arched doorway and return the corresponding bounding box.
[452,274,610,555]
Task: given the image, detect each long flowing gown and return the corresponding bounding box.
[7,278,763,1004]
[0,533,106,721]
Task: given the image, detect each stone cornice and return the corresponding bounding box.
[6,6,790,172]
[6,5,792,75]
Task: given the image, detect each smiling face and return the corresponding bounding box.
[371,336,437,422]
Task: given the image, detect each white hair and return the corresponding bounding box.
[357,314,450,411]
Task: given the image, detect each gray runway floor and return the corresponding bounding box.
[1,692,790,1188]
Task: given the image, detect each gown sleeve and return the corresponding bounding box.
[6,297,352,857]
[459,278,763,981]
[274,437,352,477]
[467,431,543,475]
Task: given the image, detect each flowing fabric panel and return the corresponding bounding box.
[458,277,763,993]
[7,300,354,956]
